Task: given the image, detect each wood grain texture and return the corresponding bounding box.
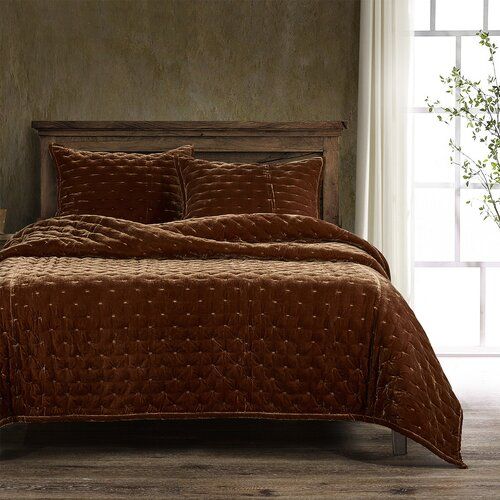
[0,406,496,498]
[32,122,344,224]
[36,136,325,151]
[31,121,347,136]
[322,137,340,226]
[39,136,55,220]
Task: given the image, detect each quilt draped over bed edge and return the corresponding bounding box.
[0,214,465,467]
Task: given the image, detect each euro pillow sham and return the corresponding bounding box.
[49,144,193,223]
[176,156,324,219]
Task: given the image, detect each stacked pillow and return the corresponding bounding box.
[49,144,324,222]
[175,157,323,219]
[50,144,193,223]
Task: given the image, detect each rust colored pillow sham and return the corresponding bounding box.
[177,156,324,219]
[49,144,193,223]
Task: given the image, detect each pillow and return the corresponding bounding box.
[49,144,193,223]
[176,156,323,219]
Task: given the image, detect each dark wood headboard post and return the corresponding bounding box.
[32,121,347,225]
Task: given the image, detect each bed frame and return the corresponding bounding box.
[31,120,407,457]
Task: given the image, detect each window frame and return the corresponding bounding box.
[413,0,500,356]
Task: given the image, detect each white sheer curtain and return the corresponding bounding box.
[355,0,413,300]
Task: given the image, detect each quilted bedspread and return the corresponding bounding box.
[0,214,465,467]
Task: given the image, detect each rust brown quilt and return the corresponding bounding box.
[0,214,465,467]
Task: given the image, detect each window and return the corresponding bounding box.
[412,0,500,354]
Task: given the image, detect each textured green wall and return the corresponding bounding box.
[0,0,360,233]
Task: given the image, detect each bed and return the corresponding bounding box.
[0,121,465,467]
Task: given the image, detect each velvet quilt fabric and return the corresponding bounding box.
[0,214,465,467]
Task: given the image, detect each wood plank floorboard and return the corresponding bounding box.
[0,358,498,498]
[0,408,498,499]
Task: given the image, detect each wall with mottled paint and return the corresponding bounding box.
[0,0,360,233]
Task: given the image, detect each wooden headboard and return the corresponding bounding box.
[31,121,346,225]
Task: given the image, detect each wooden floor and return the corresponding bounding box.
[0,358,498,499]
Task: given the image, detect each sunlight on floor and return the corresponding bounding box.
[439,356,500,408]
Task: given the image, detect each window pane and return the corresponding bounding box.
[485,268,500,347]
[414,37,455,107]
[414,114,455,182]
[489,0,500,29]
[460,189,500,262]
[461,36,500,86]
[413,0,430,30]
[435,0,483,30]
[415,188,455,261]
[414,267,480,348]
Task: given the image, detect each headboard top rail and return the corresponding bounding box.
[32,120,347,136]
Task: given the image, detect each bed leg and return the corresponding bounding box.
[392,430,407,456]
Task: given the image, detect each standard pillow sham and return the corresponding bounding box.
[49,144,193,223]
[176,156,324,219]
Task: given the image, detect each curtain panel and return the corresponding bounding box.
[355,0,413,300]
